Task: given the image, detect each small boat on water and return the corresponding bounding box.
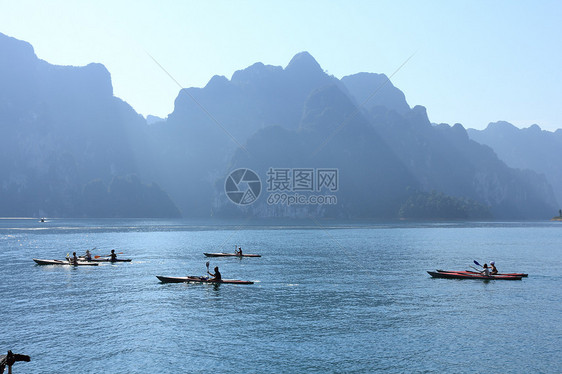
[156,275,254,285]
[203,252,261,258]
[33,258,99,266]
[67,256,132,262]
[90,258,132,262]
[428,270,522,280]
[436,269,528,277]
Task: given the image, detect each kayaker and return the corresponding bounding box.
[110,249,117,261]
[71,252,79,264]
[236,247,243,256]
[84,250,92,261]
[481,263,490,276]
[490,261,498,275]
[208,266,222,281]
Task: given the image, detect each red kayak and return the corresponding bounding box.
[436,269,528,277]
[428,271,522,280]
[156,275,254,285]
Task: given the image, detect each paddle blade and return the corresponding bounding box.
[474,260,482,267]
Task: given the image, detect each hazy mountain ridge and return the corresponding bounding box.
[141,51,343,217]
[366,107,557,218]
[218,81,555,219]
[0,32,558,219]
[0,32,180,217]
[341,72,411,115]
[215,84,419,219]
[467,121,562,207]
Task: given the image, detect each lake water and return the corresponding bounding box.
[1,219,560,373]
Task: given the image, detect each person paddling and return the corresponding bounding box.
[109,249,117,262]
[236,247,243,256]
[208,266,222,281]
[71,252,79,265]
[481,263,490,276]
[84,249,92,261]
[490,261,498,275]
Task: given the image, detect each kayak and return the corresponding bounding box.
[33,258,99,266]
[429,271,522,280]
[428,271,522,280]
[203,253,261,258]
[91,258,132,262]
[436,269,528,277]
[156,275,254,285]
[67,257,132,262]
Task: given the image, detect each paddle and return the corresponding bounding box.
[206,261,210,279]
[469,265,481,272]
[94,252,123,259]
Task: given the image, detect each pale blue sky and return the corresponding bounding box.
[1,0,561,130]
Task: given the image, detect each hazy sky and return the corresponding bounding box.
[1,0,561,130]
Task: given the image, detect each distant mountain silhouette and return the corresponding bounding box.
[368,107,557,219]
[215,81,555,219]
[142,51,342,216]
[0,32,180,218]
[214,84,418,219]
[146,115,165,125]
[341,72,410,115]
[0,33,558,219]
[468,121,562,208]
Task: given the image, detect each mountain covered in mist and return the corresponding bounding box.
[0,32,558,219]
[218,84,554,219]
[141,50,557,219]
[468,121,562,207]
[0,32,180,217]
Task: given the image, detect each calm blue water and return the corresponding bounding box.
[0,219,560,373]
